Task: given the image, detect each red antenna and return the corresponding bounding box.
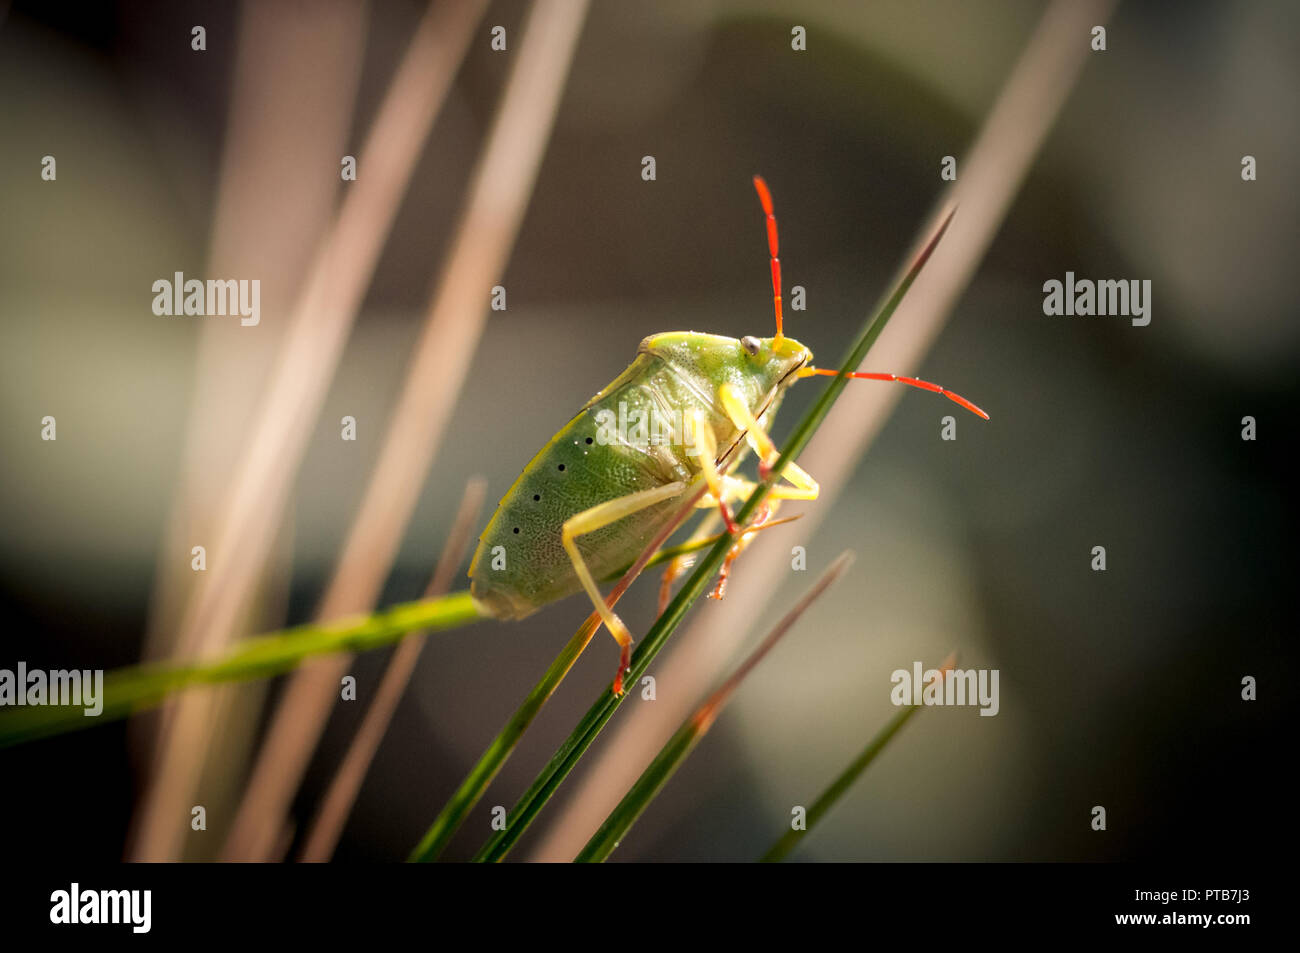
[798,367,990,419]
[755,185,987,420]
[752,175,783,341]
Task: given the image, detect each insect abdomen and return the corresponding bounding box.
[468,354,725,620]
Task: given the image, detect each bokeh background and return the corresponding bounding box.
[1,0,1294,862]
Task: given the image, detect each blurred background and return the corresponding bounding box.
[0,0,1295,862]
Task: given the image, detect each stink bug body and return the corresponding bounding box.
[469,177,986,692]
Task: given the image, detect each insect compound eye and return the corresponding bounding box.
[740,335,761,356]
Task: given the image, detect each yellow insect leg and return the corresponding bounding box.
[690,409,742,534]
[562,480,687,693]
[657,510,721,616]
[718,383,819,501]
[696,383,819,602]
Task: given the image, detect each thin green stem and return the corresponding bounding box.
[409,614,597,862]
[0,592,482,747]
[471,208,958,862]
[409,486,706,862]
[759,703,920,863]
[760,653,955,861]
[0,526,774,752]
[575,552,853,863]
[575,719,703,864]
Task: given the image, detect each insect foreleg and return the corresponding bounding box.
[561,481,688,692]
[690,409,742,534]
[717,383,819,501]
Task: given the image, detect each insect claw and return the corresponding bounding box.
[720,503,741,536]
[612,665,632,697]
[710,537,742,600]
[611,642,634,696]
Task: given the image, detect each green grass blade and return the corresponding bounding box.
[0,526,770,753]
[574,718,702,864]
[409,613,598,862]
[760,653,955,862]
[471,208,958,863]
[0,509,774,755]
[0,591,483,747]
[759,704,919,863]
[409,487,706,862]
[575,552,853,863]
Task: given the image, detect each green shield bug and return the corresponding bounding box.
[469,177,987,693]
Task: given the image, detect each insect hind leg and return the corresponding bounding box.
[562,481,687,694]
